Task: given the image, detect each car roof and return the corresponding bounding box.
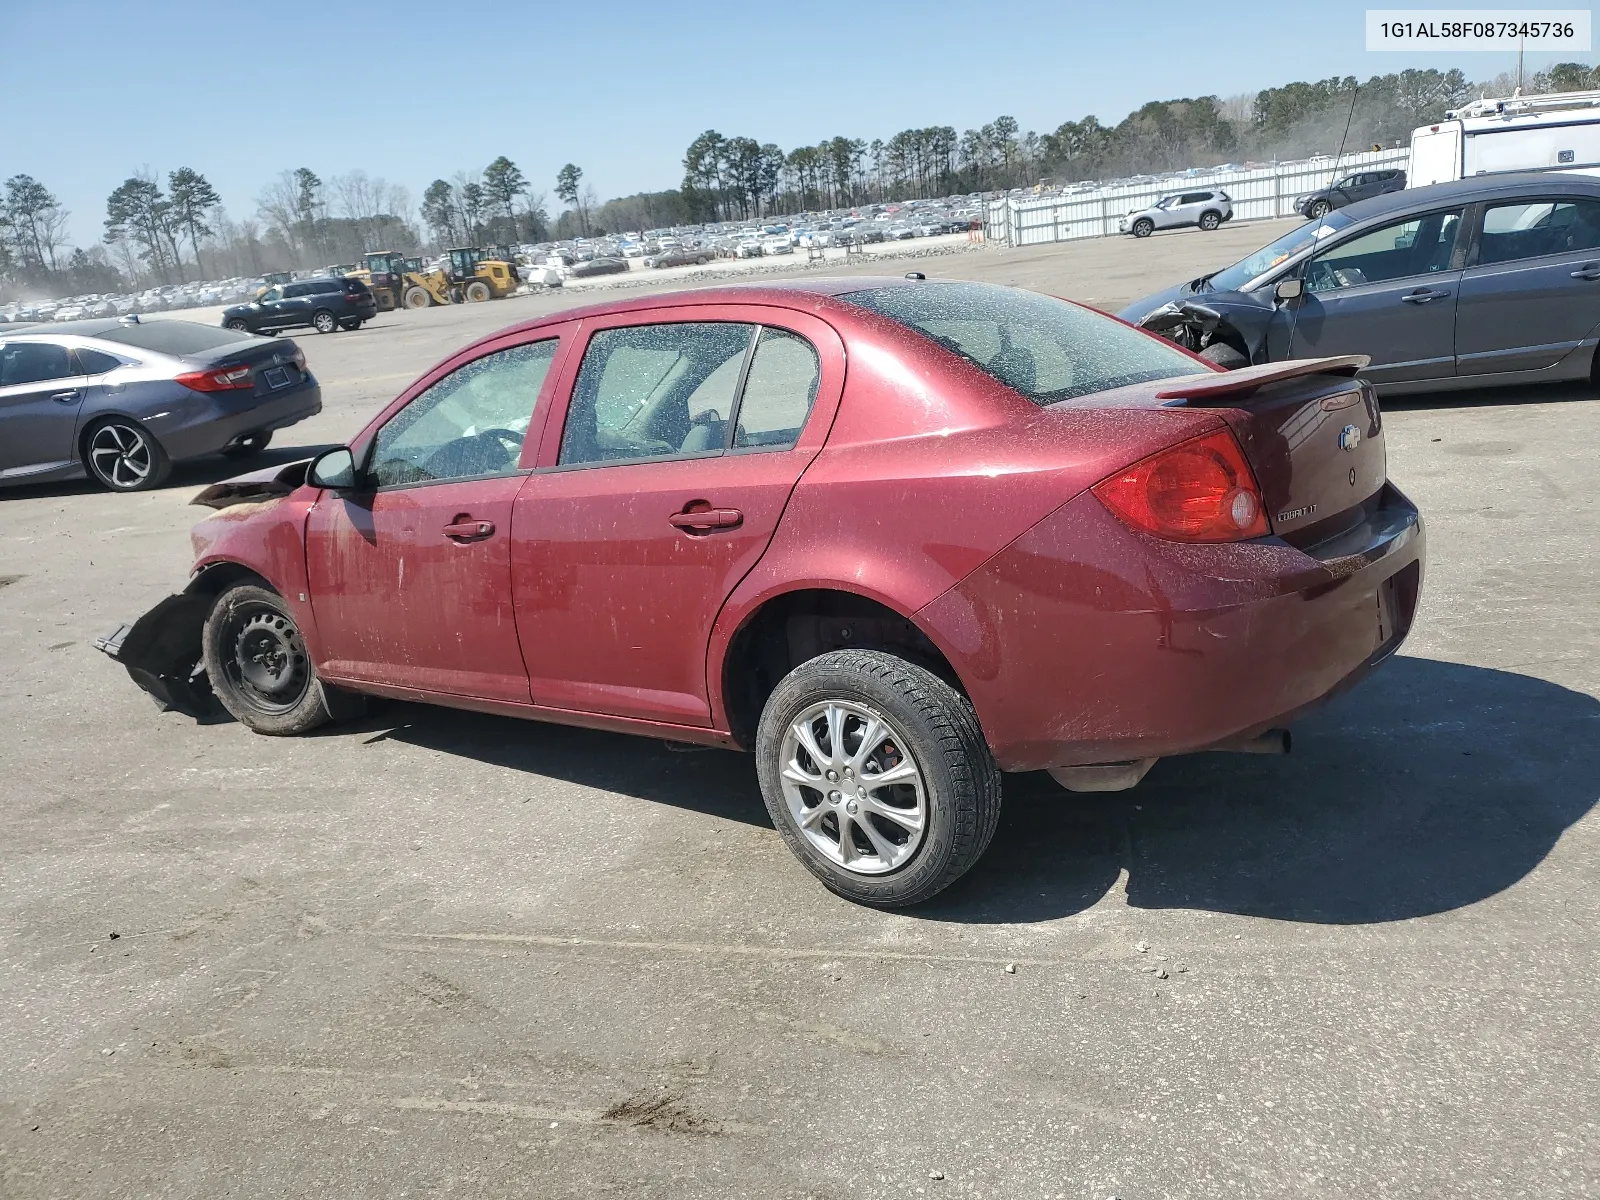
[1336,171,1600,223]
[2,318,124,338]
[451,276,934,353]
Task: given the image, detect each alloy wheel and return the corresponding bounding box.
[778,700,927,875]
[88,423,154,489]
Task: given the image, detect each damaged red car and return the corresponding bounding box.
[99,279,1424,906]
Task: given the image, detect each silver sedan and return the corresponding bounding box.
[0,317,321,492]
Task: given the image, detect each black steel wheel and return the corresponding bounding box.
[202,584,331,735]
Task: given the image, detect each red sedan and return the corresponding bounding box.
[102,279,1424,906]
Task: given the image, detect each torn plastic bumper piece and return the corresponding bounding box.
[93,592,225,721]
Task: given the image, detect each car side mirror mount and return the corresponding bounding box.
[1274,277,1304,303]
[308,447,357,490]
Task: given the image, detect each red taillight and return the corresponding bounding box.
[1092,428,1269,542]
[176,364,253,392]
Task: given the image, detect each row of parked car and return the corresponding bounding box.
[1,278,273,325]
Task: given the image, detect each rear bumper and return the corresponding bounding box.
[157,378,322,460]
[918,483,1425,772]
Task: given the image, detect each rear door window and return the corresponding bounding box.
[74,347,123,375]
[732,328,820,450]
[558,322,755,465]
[1476,198,1600,265]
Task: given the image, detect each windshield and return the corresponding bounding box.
[1208,212,1355,291]
[1155,196,1175,209]
[842,281,1199,405]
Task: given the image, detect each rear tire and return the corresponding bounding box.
[1199,211,1221,231]
[755,650,1001,907]
[464,280,491,303]
[1132,218,1154,238]
[202,584,337,736]
[312,309,337,334]
[82,417,171,491]
[339,318,362,331]
[402,286,430,309]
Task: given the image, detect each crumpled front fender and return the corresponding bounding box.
[93,592,224,721]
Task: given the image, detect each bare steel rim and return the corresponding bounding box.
[222,602,311,715]
[778,700,927,876]
[88,422,153,489]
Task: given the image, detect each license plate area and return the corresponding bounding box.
[262,366,290,389]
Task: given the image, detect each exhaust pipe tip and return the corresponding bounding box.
[1224,728,1292,755]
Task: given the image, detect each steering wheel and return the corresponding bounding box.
[475,427,525,454]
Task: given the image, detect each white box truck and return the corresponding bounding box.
[1410,90,1600,186]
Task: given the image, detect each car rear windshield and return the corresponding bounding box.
[841,282,1198,405]
[94,322,256,356]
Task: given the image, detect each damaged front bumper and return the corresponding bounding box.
[94,592,225,721]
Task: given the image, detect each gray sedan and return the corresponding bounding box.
[1120,172,1600,395]
[0,317,320,492]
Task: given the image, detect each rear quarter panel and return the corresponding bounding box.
[705,313,1223,724]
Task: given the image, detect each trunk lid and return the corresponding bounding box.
[200,337,308,400]
[1151,357,1386,547]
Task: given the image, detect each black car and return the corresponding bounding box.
[1295,169,1407,219]
[222,277,378,335]
[568,256,630,278]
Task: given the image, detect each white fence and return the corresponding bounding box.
[986,147,1412,246]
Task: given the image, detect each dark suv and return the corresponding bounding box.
[1295,169,1407,219]
[222,277,378,335]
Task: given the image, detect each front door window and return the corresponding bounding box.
[1306,209,1463,293]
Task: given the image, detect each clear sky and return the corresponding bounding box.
[5,0,1586,247]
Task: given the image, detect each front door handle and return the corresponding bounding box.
[669,506,743,531]
[1571,263,1600,280]
[443,516,495,542]
[1400,288,1449,303]
[50,389,81,402]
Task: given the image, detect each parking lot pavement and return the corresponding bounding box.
[2,230,1597,1198]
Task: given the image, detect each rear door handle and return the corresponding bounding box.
[669,507,743,531]
[50,389,81,402]
[1571,264,1600,280]
[1401,289,1449,303]
[443,516,495,542]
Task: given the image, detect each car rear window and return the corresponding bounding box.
[95,322,257,355]
[841,282,1198,404]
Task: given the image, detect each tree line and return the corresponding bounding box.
[4,60,1599,299]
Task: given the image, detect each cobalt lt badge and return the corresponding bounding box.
[1339,424,1361,452]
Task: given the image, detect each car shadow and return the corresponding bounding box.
[351,703,771,829]
[0,443,339,501]
[361,655,1596,926]
[919,655,1598,924]
[1383,379,1596,411]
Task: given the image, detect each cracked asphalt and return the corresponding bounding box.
[2,224,1597,1198]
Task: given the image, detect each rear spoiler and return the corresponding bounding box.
[1155,355,1370,403]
